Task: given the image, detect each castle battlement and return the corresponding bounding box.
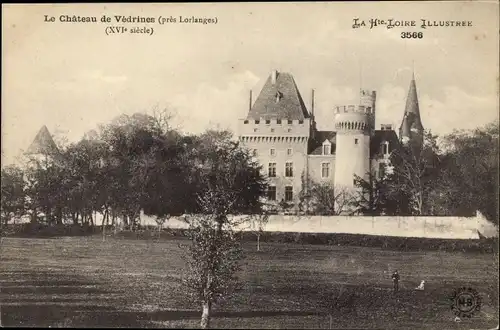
[242,118,308,125]
[335,105,374,114]
[238,118,311,137]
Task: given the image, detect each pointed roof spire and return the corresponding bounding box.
[404,72,421,117]
[26,125,60,155]
[399,71,424,147]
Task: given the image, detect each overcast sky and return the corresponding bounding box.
[2,2,498,165]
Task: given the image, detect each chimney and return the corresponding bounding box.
[271,70,278,84]
[249,90,252,111]
[311,89,315,118]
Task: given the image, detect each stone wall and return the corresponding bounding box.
[139,211,497,240]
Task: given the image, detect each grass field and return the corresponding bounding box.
[1,236,498,329]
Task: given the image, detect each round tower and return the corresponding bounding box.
[334,90,376,189]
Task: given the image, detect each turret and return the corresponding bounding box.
[399,72,424,151]
[25,125,61,168]
[333,89,376,189]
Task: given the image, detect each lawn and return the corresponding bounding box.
[0,236,498,329]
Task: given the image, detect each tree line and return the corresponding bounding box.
[0,111,266,229]
[1,116,498,227]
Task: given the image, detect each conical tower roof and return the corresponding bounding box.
[399,73,424,143]
[246,70,310,121]
[26,125,60,155]
[405,72,422,117]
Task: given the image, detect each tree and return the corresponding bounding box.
[61,138,109,227]
[181,129,266,329]
[435,121,499,223]
[1,165,26,226]
[249,212,269,251]
[23,156,67,225]
[384,130,441,215]
[154,215,169,239]
[298,178,354,215]
[352,171,412,216]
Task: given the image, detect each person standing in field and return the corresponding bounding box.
[392,270,400,293]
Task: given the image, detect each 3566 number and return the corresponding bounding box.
[401,32,424,39]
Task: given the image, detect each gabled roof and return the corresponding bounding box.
[26,125,60,155]
[247,71,310,121]
[309,130,336,155]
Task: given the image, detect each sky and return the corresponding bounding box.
[2,2,499,165]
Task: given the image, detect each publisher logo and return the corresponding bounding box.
[450,287,482,318]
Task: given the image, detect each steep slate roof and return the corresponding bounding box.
[370,129,400,158]
[26,125,60,155]
[309,130,336,155]
[247,71,310,121]
[399,73,424,138]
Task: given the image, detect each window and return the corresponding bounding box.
[275,91,283,102]
[253,128,258,132]
[270,148,276,156]
[277,119,282,124]
[285,162,293,177]
[323,144,330,155]
[355,138,359,145]
[321,163,330,178]
[299,120,304,124]
[287,128,292,132]
[271,128,275,132]
[382,142,389,155]
[285,186,293,202]
[287,148,293,156]
[244,120,249,124]
[265,120,271,124]
[255,120,260,124]
[268,163,277,177]
[267,186,276,201]
[288,120,293,125]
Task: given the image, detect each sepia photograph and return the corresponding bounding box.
[1,2,499,329]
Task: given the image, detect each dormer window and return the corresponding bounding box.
[275,91,283,103]
[323,145,330,155]
[322,139,332,155]
[382,141,390,155]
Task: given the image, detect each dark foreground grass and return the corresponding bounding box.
[0,236,498,329]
